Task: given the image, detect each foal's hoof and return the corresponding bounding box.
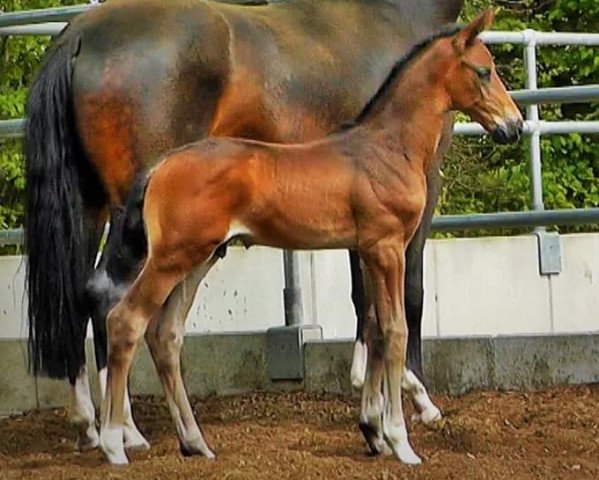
[179,441,216,459]
[384,435,422,465]
[76,430,100,452]
[393,444,422,465]
[101,442,129,466]
[106,450,129,466]
[411,406,443,430]
[359,422,391,456]
[73,422,100,451]
[123,427,150,450]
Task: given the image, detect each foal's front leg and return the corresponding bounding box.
[100,261,183,465]
[360,240,421,465]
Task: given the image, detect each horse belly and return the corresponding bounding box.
[245,162,357,250]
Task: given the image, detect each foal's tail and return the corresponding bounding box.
[25,32,105,380]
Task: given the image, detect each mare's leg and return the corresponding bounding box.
[68,213,105,451]
[358,303,387,456]
[100,259,184,465]
[90,211,149,450]
[69,366,100,451]
[145,259,217,458]
[403,116,452,424]
[349,250,369,389]
[360,239,421,465]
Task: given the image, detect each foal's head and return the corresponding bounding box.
[441,10,523,143]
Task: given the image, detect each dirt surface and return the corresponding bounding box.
[0,385,598,479]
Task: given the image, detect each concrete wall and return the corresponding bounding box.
[1,233,598,340]
[3,334,599,415]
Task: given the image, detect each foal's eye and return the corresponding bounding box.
[476,67,491,82]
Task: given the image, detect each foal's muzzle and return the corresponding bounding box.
[490,118,524,144]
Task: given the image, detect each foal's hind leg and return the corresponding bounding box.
[100,260,183,465]
[145,258,217,459]
[92,212,149,450]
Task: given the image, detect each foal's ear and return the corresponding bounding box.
[453,9,494,54]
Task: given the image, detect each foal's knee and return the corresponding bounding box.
[107,304,144,353]
[382,327,408,360]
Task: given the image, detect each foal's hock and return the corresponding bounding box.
[100,10,522,466]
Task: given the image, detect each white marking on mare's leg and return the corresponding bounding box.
[350,339,368,389]
[401,369,442,426]
[69,366,100,451]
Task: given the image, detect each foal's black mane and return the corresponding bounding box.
[344,24,463,129]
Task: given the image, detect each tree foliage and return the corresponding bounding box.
[0,0,598,238]
[0,1,79,232]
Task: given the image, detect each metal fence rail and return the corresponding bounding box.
[1,5,598,247]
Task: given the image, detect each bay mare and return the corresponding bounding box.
[99,11,522,465]
[25,0,463,449]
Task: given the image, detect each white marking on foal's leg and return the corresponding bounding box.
[99,367,107,397]
[100,423,128,466]
[99,367,150,449]
[359,388,390,455]
[401,369,442,426]
[123,388,150,450]
[350,339,368,389]
[382,377,421,465]
[69,366,100,451]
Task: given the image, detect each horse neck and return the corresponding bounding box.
[360,54,450,173]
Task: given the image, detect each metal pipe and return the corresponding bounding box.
[0,22,65,36]
[523,30,545,218]
[0,229,23,246]
[480,30,599,46]
[510,85,599,105]
[431,208,599,232]
[283,251,304,326]
[4,208,599,245]
[454,120,599,136]
[0,119,26,139]
[0,5,93,28]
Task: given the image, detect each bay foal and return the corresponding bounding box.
[100,10,522,465]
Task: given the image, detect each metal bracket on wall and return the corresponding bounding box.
[266,324,322,380]
[535,230,562,275]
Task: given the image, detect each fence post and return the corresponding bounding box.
[524,30,562,275]
[523,30,545,217]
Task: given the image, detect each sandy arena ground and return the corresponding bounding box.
[0,385,598,479]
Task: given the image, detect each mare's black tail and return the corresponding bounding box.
[25,32,105,379]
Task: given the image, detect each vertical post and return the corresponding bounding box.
[523,30,545,224]
[523,30,561,275]
[283,250,304,326]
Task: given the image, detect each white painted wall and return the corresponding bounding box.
[1,233,597,339]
